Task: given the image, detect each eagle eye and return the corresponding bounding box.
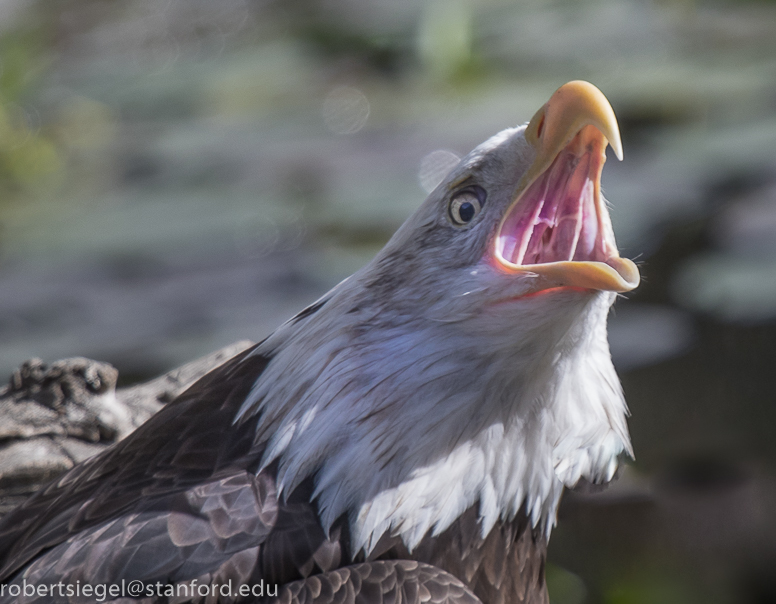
[449,186,486,226]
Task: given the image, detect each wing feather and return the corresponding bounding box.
[0,347,271,584]
[275,561,482,604]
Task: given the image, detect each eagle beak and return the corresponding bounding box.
[494,81,640,293]
[523,80,623,185]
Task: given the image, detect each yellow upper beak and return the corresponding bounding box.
[523,80,623,189]
[495,81,640,294]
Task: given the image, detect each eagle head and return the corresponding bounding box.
[241,81,639,553]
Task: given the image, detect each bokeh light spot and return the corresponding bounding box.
[322,86,370,135]
[418,149,460,193]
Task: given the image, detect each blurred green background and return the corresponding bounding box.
[1,0,776,601]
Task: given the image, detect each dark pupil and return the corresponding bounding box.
[458,202,475,222]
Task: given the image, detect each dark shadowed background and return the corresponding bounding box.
[0,0,775,602]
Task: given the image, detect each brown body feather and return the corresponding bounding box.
[0,349,547,604]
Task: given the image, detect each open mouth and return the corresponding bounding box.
[494,82,639,293]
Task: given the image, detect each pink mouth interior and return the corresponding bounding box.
[496,143,612,266]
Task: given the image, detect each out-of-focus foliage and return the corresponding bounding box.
[418,0,482,83]
[605,578,697,604]
[546,564,587,604]
[0,28,61,200]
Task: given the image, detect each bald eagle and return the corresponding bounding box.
[0,81,638,604]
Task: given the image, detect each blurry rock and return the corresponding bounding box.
[0,357,124,443]
[0,340,253,515]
